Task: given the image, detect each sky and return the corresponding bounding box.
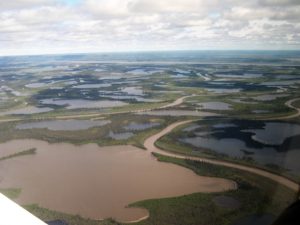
[0,0,299,55]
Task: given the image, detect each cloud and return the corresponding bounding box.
[0,0,55,11]
[82,0,132,18]
[128,0,202,13]
[257,0,300,7]
[0,0,299,55]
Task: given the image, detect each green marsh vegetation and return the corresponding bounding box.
[129,153,296,225]
[1,55,300,225]
[0,188,21,199]
[0,114,176,148]
[24,204,120,225]
[292,99,300,108]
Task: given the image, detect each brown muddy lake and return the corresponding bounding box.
[0,139,235,222]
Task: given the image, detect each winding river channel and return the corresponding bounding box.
[0,96,299,222]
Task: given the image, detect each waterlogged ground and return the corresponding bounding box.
[0,51,299,119]
[0,139,235,222]
[176,119,300,175]
[0,51,300,224]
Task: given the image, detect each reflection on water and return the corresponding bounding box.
[262,80,300,86]
[126,68,164,75]
[40,99,128,109]
[213,123,237,128]
[204,88,242,94]
[25,83,49,88]
[181,121,300,175]
[198,102,232,110]
[99,94,160,102]
[120,86,144,96]
[181,136,300,173]
[243,122,300,145]
[124,122,160,131]
[72,83,111,88]
[16,119,111,131]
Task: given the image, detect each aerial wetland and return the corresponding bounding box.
[0,139,234,222]
[0,52,300,225]
[178,120,300,175]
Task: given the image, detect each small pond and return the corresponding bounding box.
[204,88,242,94]
[124,122,160,131]
[40,99,128,109]
[198,102,232,110]
[108,131,134,140]
[73,84,111,89]
[121,87,144,96]
[16,119,111,131]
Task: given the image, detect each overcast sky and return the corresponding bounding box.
[0,0,299,55]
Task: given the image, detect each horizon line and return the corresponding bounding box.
[1,49,300,57]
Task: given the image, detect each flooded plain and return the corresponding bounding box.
[181,135,300,174]
[244,122,300,145]
[0,139,235,222]
[180,121,300,174]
